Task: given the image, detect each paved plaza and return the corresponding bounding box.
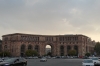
[27,58,83,66]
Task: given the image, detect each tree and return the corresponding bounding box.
[0,52,2,57]
[94,42,100,55]
[33,50,38,56]
[85,53,90,57]
[25,50,38,57]
[68,50,76,56]
[4,51,11,57]
[0,51,11,57]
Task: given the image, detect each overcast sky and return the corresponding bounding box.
[0,0,100,42]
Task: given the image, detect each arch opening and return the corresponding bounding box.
[45,45,52,56]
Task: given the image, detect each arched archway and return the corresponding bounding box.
[74,45,78,56]
[20,44,26,57]
[28,44,33,50]
[60,45,64,56]
[45,45,51,56]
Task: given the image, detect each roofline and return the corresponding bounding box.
[2,33,89,37]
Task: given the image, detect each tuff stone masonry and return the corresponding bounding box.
[2,33,96,57]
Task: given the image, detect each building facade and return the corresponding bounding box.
[0,39,2,52]
[2,33,95,57]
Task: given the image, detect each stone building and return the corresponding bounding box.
[2,33,95,57]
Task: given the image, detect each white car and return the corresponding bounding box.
[90,57,99,64]
[52,57,56,59]
[82,59,94,66]
[40,57,47,62]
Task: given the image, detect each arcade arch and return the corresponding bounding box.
[19,44,79,57]
[45,45,51,56]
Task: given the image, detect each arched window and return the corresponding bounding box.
[28,44,32,50]
[4,45,7,49]
[20,44,26,57]
[67,45,71,51]
[74,45,78,55]
[60,45,64,56]
[4,45,7,50]
[67,45,71,55]
[20,44,26,52]
[35,45,39,52]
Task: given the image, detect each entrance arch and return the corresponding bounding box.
[45,45,51,56]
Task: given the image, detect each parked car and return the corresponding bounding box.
[0,58,27,66]
[82,59,94,66]
[56,56,61,59]
[82,56,89,59]
[40,57,47,62]
[0,58,3,62]
[2,57,10,60]
[46,56,51,59]
[90,57,99,64]
[26,56,33,59]
[52,57,56,59]
[33,56,38,59]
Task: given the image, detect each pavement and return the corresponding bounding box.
[27,58,83,66]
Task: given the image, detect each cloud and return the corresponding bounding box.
[0,0,100,41]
